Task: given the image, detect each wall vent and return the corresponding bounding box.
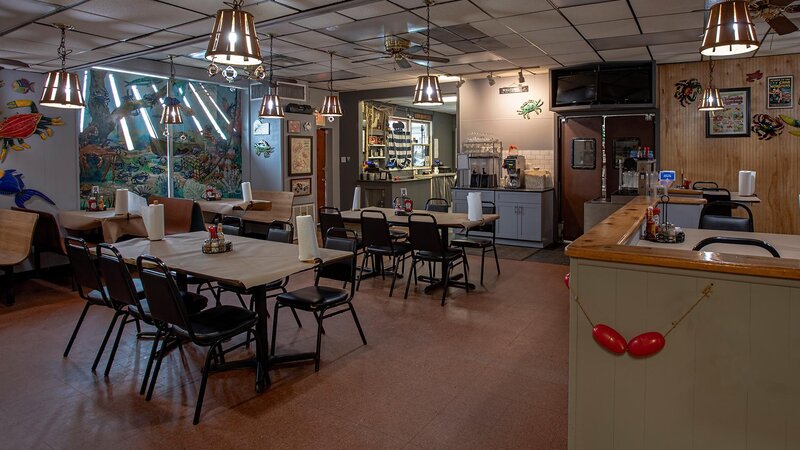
[291,203,316,232]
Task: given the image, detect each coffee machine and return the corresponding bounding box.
[503,155,526,189]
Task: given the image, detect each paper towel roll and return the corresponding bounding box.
[467,192,483,221]
[242,181,253,203]
[352,186,361,211]
[142,203,165,241]
[738,170,756,196]
[115,189,129,215]
[296,215,321,262]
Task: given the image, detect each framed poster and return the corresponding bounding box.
[767,75,793,109]
[706,88,750,138]
[287,119,301,134]
[252,119,270,135]
[288,136,313,176]
[290,177,311,196]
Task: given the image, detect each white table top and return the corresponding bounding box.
[637,228,799,260]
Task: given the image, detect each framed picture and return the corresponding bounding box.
[288,135,313,176]
[287,119,301,134]
[252,119,270,135]
[290,178,311,196]
[706,88,750,138]
[767,75,793,109]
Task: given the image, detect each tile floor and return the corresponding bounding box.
[0,256,569,449]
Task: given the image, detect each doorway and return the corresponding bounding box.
[316,128,328,207]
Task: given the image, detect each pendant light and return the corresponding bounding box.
[205,0,262,67]
[161,56,183,125]
[698,58,724,112]
[40,24,84,109]
[700,0,758,57]
[259,34,284,118]
[412,0,443,106]
[320,51,343,117]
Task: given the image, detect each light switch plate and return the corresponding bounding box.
[340,157,347,163]
[400,188,408,196]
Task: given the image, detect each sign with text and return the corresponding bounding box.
[499,85,529,94]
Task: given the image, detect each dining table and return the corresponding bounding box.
[112,231,351,391]
[339,207,500,293]
[196,198,272,217]
[58,209,147,243]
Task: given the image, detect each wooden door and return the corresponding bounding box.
[560,117,603,241]
[316,128,326,207]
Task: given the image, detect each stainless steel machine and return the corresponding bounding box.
[503,155,526,189]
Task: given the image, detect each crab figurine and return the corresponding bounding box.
[517,99,544,119]
[673,79,702,107]
[0,99,64,163]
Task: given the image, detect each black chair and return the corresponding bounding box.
[451,201,500,285]
[404,214,469,306]
[319,206,347,246]
[136,255,259,425]
[692,181,732,217]
[357,210,412,297]
[271,228,366,372]
[699,201,753,232]
[693,236,780,257]
[425,198,449,212]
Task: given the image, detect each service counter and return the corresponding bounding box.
[564,196,800,449]
[357,173,456,208]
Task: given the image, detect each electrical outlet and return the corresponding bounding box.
[400,188,408,196]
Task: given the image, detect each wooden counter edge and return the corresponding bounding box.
[565,196,800,281]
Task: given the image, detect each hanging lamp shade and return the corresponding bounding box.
[161,97,183,124]
[259,92,284,118]
[205,2,262,66]
[698,88,725,111]
[413,75,443,106]
[40,70,85,109]
[321,95,342,117]
[700,0,758,56]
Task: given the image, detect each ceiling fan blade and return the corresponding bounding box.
[351,55,391,64]
[405,54,450,64]
[767,14,799,35]
[785,4,800,13]
[396,57,413,69]
[0,58,30,68]
[768,0,794,7]
[405,45,425,55]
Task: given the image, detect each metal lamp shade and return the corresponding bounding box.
[698,87,725,111]
[321,94,342,117]
[259,93,284,118]
[205,7,262,66]
[413,75,443,106]
[700,0,758,56]
[160,100,183,124]
[39,70,84,109]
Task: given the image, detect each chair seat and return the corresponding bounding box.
[365,241,412,256]
[451,237,493,248]
[172,305,257,343]
[389,229,408,240]
[128,291,208,318]
[417,248,463,262]
[276,286,349,310]
[217,279,285,295]
[88,278,146,304]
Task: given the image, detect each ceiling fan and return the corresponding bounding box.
[748,0,800,35]
[0,58,30,69]
[353,36,450,69]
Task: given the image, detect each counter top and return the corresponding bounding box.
[357,173,455,184]
[565,196,800,280]
[452,186,555,193]
[637,228,800,259]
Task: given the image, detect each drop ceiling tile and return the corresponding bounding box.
[86,42,152,59]
[318,43,375,58]
[638,12,705,33]
[492,46,545,59]
[469,0,553,19]
[470,20,514,37]
[561,0,632,25]
[521,26,583,45]
[471,60,518,71]
[556,51,602,65]
[429,44,465,56]
[446,51,503,64]
[508,55,560,68]
[538,40,595,55]
[41,9,158,41]
[473,37,511,51]
[426,1,492,27]
[258,22,308,36]
[494,33,532,49]
[591,29,702,50]
[322,12,426,42]
[127,30,193,47]
[598,46,651,61]
[273,0,343,9]
[75,0,206,29]
[656,53,701,64]
[577,19,640,39]
[282,48,335,63]
[648,41,702,56]
[443,24,490,40]
[630,0,706,17]
[448,40,486,53]
[350,65,394,76]
[150,0,219,15]
[0,1,57,33]
[338,1,403,20]
[246,1,298,21]
[291,12,353,29]
[6,24,117,51]
[498,10,569,33]
[168,18,215,36]
[281,30,347,47]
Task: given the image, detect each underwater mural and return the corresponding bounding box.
[78,69,242,206]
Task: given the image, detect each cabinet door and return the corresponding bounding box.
[518,204,542,241]
[496,203,518,239]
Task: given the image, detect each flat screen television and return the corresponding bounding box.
[598,64,653,104]
[551,62,655,111]
[553,68,597,107]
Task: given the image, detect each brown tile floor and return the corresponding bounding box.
[0,257,569,449]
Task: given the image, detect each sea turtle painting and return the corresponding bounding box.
[0,99,64,162]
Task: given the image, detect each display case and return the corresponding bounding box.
[411,119,431,168]
[364,104,388,165]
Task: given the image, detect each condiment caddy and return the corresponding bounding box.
[202,222,233,254]
[642,196,685,244]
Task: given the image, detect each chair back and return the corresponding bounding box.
[11,207,65,255]
[408,213,444,254]
[149,196,194,235]
[470,201,497,234]
[64,237,105,301]
[699,201,753,232]
[319,206,345,244]
[267,220,294,243]
[136,255,193,333]
[190,202,206,232]
[96,243,142,311]
[701,188,732,216]
[692,236,780,257]
[692,181,719,190]
[0,209,38,265]
[425,198,449,212]
[360,210,392,248]
[317,228,357,296]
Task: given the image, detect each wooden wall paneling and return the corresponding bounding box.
[658,55,800,234]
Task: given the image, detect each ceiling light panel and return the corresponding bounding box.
[469,0,553,19]
[498,10,569,33]
[338,1,403,20]
[576,19,641,39]
[560,0,633,25]
[638,12,705,34]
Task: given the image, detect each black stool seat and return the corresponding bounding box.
[451,236,493,248]
[276,286,349,309]
[170,305,257,343]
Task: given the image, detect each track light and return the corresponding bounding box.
[518,70,525,84]
[487,73,495,86]
[455,78,465,88]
